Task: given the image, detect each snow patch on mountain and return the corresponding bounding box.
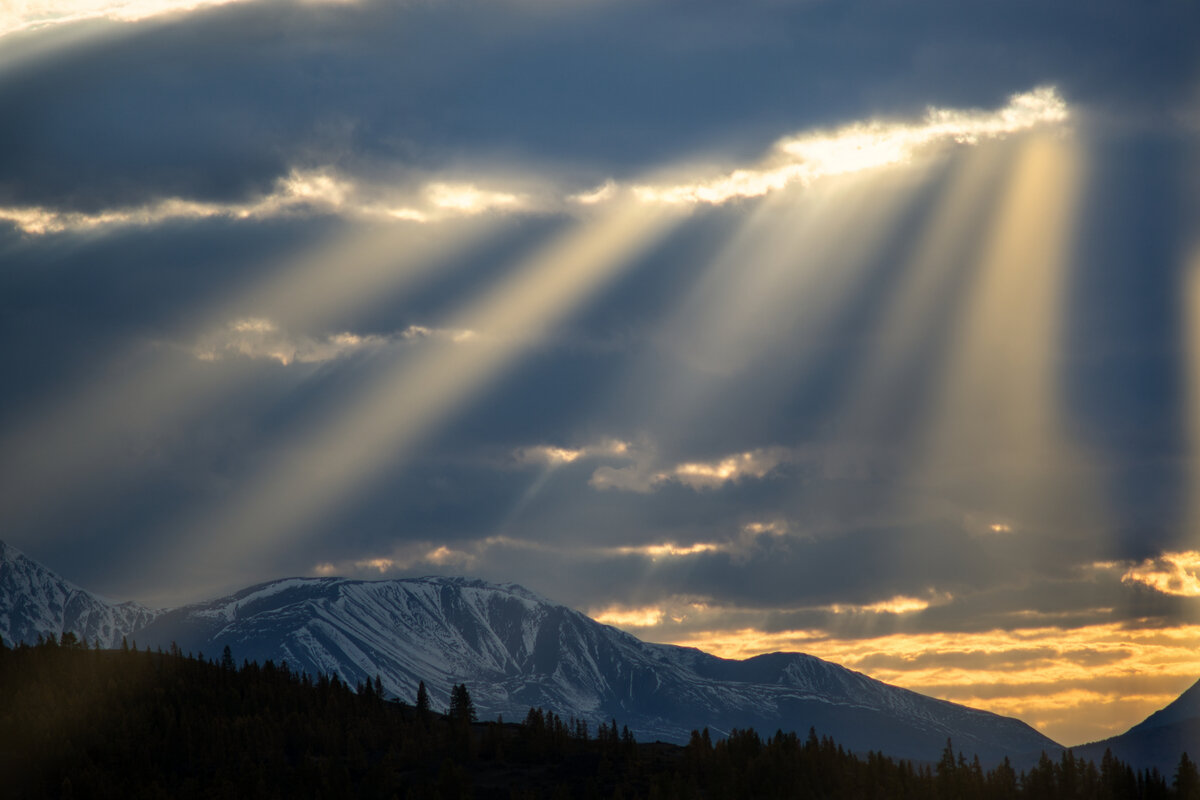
[0,540,160,648]
[134,573,1060,763]
[0,541,1064,764]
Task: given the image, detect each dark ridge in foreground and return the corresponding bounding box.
[1,637,1196,800]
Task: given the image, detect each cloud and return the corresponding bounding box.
[589,605,665,628]
[630,87,1069,206]
[569,180,618,206]
[588,443,794,493]
[609,542,724,560]
[824,595,945,616]
[1122,551,1200,597]
[1,0,256,38]
[399,325,479,344]
[513,438,631,468]
[191,317,383,365]
[1,88,1073,237]
[189,318,480,366]
[0,166,539,236]
[664,447,793,490]
[0,168,356,235]
[309,540,495,577]
[425,182,524,215]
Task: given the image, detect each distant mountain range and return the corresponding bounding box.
[2,538,1193,768]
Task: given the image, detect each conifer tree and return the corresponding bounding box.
[448,683,476,723]
[416,679,432,726]
[1176,752,1200,800]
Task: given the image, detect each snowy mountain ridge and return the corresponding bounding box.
[134,573,1058,763]
[0,540,160,648]
[0,540,1057,763]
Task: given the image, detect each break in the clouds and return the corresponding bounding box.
[2,0,1198,749]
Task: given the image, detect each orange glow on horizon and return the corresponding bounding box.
[657,621,1200,746]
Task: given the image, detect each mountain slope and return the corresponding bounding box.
[135,574,1059,763]
[1071,679,1200,773]
[0,540,159,648]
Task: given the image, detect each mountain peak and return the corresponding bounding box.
[1126,677,1200,736]
[0,538,160,648]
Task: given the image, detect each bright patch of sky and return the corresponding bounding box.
[0,0,306,39]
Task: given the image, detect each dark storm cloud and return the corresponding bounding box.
[2,0,1194,212]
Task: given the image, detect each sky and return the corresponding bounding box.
[1,0,1198,748]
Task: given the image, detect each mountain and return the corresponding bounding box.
[0,540,159,648]
[132,573,1059,764]
[1071,679,1200,774]
[0,540,1059,763]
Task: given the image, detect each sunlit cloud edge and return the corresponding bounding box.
[1,86,1071,237]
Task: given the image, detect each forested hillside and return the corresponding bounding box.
[0,635,1196,799]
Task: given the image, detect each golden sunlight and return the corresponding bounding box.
[667,622,1200,746]
[917,133,1100,532]
[168,200,683,580]
[830,138,1011,431]
[0,216,495,536]
[590,605,667,628]
[1123,551,1200,597]
[630,87,1067,207]
[1184,244,1200,557]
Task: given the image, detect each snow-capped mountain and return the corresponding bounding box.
[0,540,160,648]
[133,573,1059,763]
[0,539,1059,762]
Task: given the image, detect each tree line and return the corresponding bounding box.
[1,633,1197,799]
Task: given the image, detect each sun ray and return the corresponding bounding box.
[631,164,938,444]
[161,200,683,588]
[0,217,497,535]
[829,140,1015,438]
[915,132,1100,540]
[1184,241,1200,551]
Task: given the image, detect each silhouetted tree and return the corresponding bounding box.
[416,679,431,717]
[448,683,476,723]
[1176,752,1200,800]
